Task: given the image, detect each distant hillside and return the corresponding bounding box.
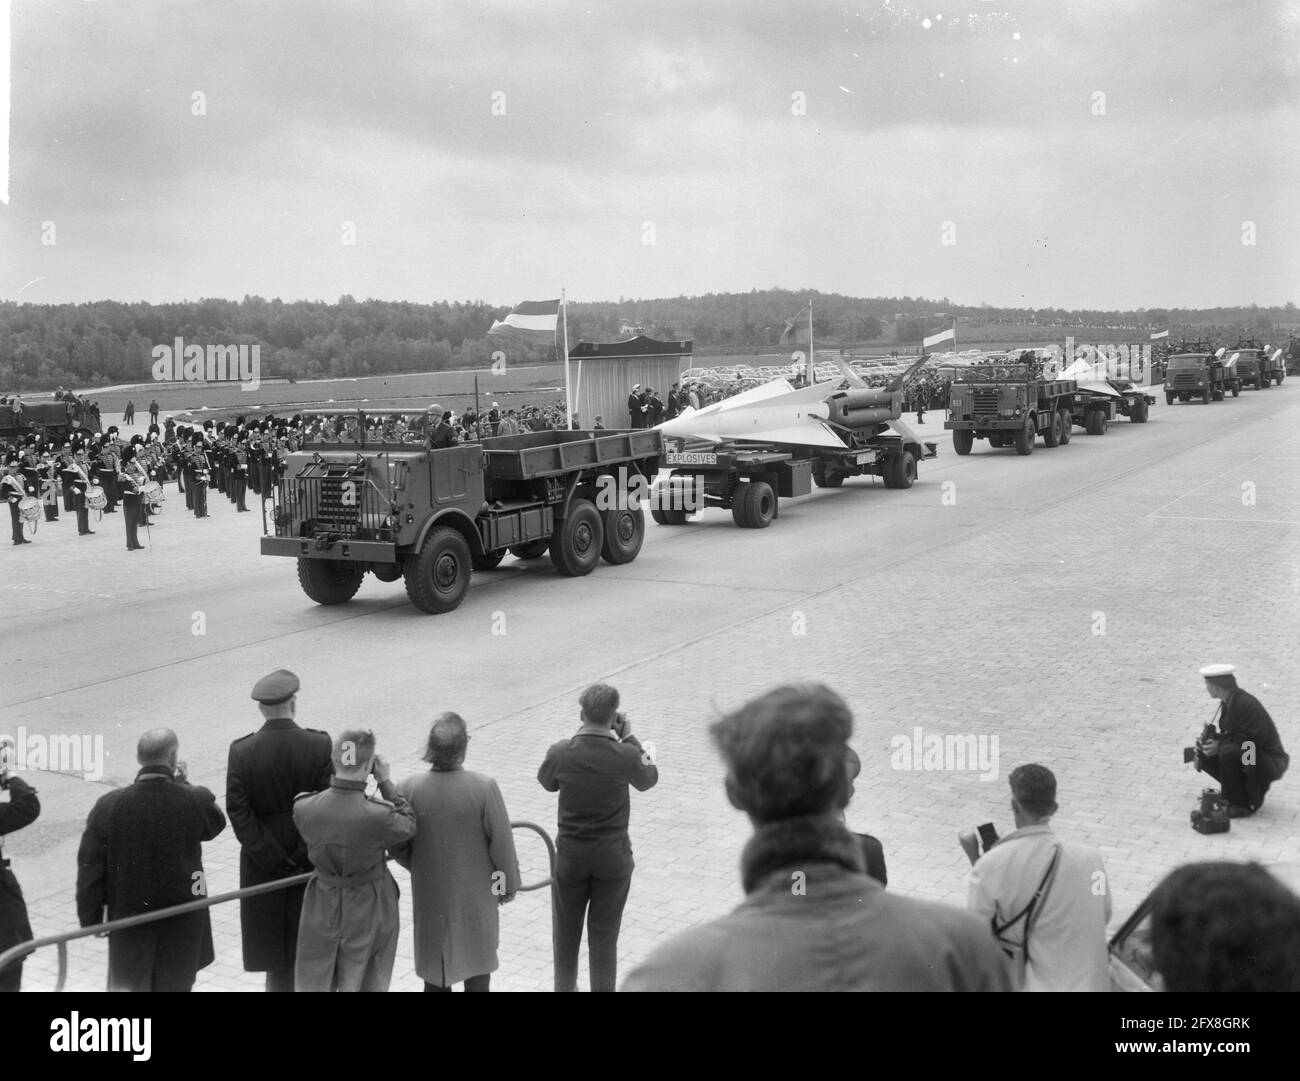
[1,291,1294,392]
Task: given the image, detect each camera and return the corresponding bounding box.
[1184,722,1218,768]
[958,822,999,865]
[1190,788,1230,834]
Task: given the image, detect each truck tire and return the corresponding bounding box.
[1014,419,1035,455]
[883,451,917,489]
[1043,410,1062,447]
[404,527,472,613]
[1165,392,1175,406]
[1232,381,1241,396]
[471,550,505,571]
[731,481,776,528]
[600,506,645,564]
[1058,408,1072,444]
[1131,399,1148,423]
[370,562,402,583]
[1201,388,1212,404]
[1258,376,1268,390]
[812,464,844,488]
[297,558,365,606]
[953,429,974,456]
[508,539,549,559]
[550,499,604,576]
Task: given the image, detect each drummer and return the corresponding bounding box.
[2,454,34,545]
[62,444,96,536]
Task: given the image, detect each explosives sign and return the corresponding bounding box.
[666,451,718,466]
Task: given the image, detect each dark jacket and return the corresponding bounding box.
[76,766,226,989]
[0,775,40,955]
[620,816,1013,992]
[226,719,332,971]
[1217,689,1289,774]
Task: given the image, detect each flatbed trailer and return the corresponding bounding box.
[653,429,937,528]
[262,409,663,613]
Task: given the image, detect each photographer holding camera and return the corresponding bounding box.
[292,729,416,992]
[1193,663,1289,818]
[0,739,40,992]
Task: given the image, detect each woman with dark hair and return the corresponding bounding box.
[393,713,521,992]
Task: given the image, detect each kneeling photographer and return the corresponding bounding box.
[1193,664,1289,819]
[0,738,41,992]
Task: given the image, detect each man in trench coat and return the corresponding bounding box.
[227,669,332,992]
[394,713,521,991]
[293,729,416,992]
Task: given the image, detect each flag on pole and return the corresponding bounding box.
[488,299,561,349]
[1149,329,1169,340]
[922,324,956,350]
[779,306,811,345]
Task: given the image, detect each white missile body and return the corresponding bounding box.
[656,378,848,448]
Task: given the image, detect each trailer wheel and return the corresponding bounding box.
[298,558,365,606]
[1132,399,1149,423]
[1014,419,1035,455]
[508,539,549,560]
[1232,381,1241,396]
[812,464,844,488]
[471,550,505,571]
[404,527,472,613]
[732,481,776,528]
[600,506,645,564]
[953,429,974,455]
[550,499,604,576]
[1043,410,1062,447]
[883,451,917,489]
[1058,408,1073,444]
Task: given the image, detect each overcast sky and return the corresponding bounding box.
[1,0,1297,310]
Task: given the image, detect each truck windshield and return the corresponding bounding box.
[953,364,1035,383]
[299,411,427,447]
[1166,355,1207,371]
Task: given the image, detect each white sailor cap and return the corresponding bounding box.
[1198,663,1236,678]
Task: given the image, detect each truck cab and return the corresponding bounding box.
[1163,352,1239,404]
[945,357,1078,455]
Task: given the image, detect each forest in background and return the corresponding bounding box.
[1,290,1295,391]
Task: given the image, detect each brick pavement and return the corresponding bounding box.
[4,395,1298,991]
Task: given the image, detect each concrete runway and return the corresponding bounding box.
[4,388,1298,989]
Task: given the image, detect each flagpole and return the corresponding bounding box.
[561,288,573,429]
[807,298,814,385]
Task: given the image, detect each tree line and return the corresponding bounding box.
[0,291,1293,391]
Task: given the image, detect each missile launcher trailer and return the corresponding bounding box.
[944,359,1079,455]
[261,409,663,614]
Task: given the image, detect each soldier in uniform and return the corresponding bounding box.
[98,428,121,514]
[293,729,416,992]
[187,432,210,519]
[118,445,146,550]
[63,444,95,535]
[39,448,60,522]
[233,431,251,512]
[2,456,32,545]
[0,738,41,992]
[428,410,459,449]
[227,669,332,993]
[58,441,75,512]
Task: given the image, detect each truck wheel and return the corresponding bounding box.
[600,506,645,564]
[550,499,604,576]
[297,558,364,606]
[1014,420,1035,455]
[732,481,776,528]
[508,539,549,559]
[1058,408,1072,444]
[1258,377,1268,390]
[1202,388,1212,404]
[884,451,917,489]
[1232,381,1241,396]
[1165,392,1175,406]
[404,527,472,613]
[1043,410,1062,447]
[953,429,974,456]
[471,550,505,571]
[370,562,402,583]
[812,464,844,488]
[1085,410,1099,435]
[1131,400,1148,423]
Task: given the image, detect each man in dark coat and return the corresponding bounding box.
[1195,664,1290,816]
[227,669,332,992]
[76,728,227,992]
[627,385,644,429]
[0,748,40,992]
[621,684,1013,992]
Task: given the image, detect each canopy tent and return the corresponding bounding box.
[567,335,693,429]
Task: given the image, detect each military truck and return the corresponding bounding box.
[1228,339,1282,390]
[1163,352,1240,404]
[261,409,662,614]
[0,399,102,442]
[945,355,1079,455]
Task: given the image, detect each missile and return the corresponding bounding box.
[656,378,848,448]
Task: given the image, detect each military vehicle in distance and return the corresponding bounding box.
[1229,338,1283,390]
[261,409,662,614]
[1163,352,1240,404]
[0,398,102,442]
[945,353,1079,455]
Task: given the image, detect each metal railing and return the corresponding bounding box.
[0,820,556,991]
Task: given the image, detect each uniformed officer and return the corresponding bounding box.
[119,446,146,551]
[428,410,459,449]
[1195,664,1290,817]
[2,456,32,545]
[227,670,332,993]
[62,445,95,535]
[292,729,416,992]
[187,432,210,518]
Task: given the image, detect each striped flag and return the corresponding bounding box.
[488,299,561,348]
[922,324,955,349]
[1149,329,1169,340]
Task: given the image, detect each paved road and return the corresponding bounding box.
[3,388,1298,990]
